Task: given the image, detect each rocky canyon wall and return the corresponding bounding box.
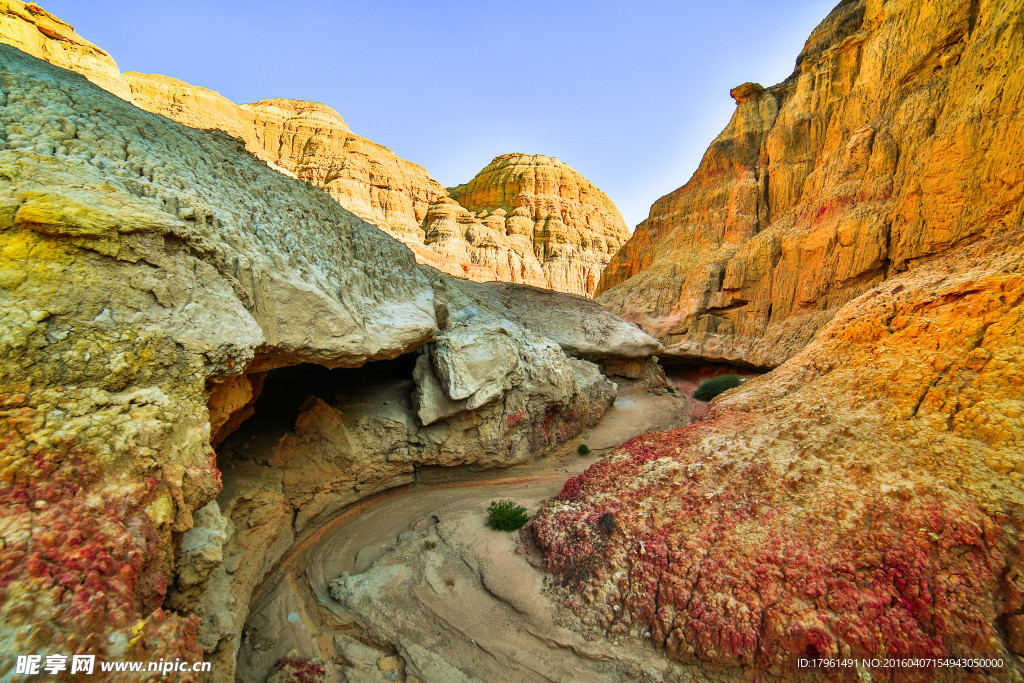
[532,0,1024,675]
[0,42,660,679]
[0,0,628,297]
[598,0,1024,367]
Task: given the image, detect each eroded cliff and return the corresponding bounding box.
[532,0,1024,675]
[536,232,1024,674]
[0,0,628,298]
[598,0,1024,367]
[0,43,660,679]
[448,154,630,295]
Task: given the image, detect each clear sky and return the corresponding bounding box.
[41,0,838,229]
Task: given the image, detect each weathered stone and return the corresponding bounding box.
[531,0,1024,675]
[598,0,1024,368]
[431,323,520,407]
[436,278,662,363]
[0,0,133,100]
[535,233,1024,673]
[128,84,629,298]
[449,153,632,296]
[0,41,438,669]
[0,0,624,298]
[0,33,657,680]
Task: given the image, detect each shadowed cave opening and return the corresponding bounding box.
[660,358,767,400]
[214,354,420,467]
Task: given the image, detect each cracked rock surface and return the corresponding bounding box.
[0,40,659,680]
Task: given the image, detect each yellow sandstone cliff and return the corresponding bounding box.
[0,0,132,100]
[531,0,1024,673]
[449,153,630,297]
[597,0,1024,366]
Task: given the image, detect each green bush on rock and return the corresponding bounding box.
[487,500,529,531]
[693,374,742,401]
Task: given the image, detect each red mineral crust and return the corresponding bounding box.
[532,234,1024,677]
[0,395,208,667]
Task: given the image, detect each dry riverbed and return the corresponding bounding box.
[236,383,694,682]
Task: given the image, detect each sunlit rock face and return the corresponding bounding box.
[532,0,1024,675]
[123,72,453,243]
[449,153,632,296]
[125,83,630,297]
[535,235,1024,673]
[0,0,133,100]
[0,0,628,297]
[598,0,1024,367]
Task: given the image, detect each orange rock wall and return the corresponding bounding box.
[535,231,1024,671]
[598,0,1024,365]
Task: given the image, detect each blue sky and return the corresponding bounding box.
[41,0,838,228]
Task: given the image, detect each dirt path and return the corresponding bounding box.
[236,385,696,682]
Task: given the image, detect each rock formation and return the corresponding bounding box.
[449,154,631,295]
[534,234,1024,675]
[0,0,629,297]
[126,82,630,298]
[0,0,132,100]
[532,0,1024,675]
[597,0,1024,367]
[0,43,660,680]
[124,74,451,246]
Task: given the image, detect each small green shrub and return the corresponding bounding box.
[693,374,742,401]
[577,443,591,455]
[486,499,529,531]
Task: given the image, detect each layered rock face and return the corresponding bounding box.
[0,2,629,297]
[124,72,451,246]
[449,154,631,295]
[531,0,1024,675]
[0,44,660,679]
[598,0,1024,367]
[0,0,132,100]
[131,75,627,296]
[123,84,629,297]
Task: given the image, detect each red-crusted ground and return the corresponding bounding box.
[531,237,1024,680]
[0,392,208,675]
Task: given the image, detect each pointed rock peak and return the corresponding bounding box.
[729,82,764,104]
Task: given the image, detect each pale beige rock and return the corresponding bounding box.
[441,279,662,364]
[431,323,521,407]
